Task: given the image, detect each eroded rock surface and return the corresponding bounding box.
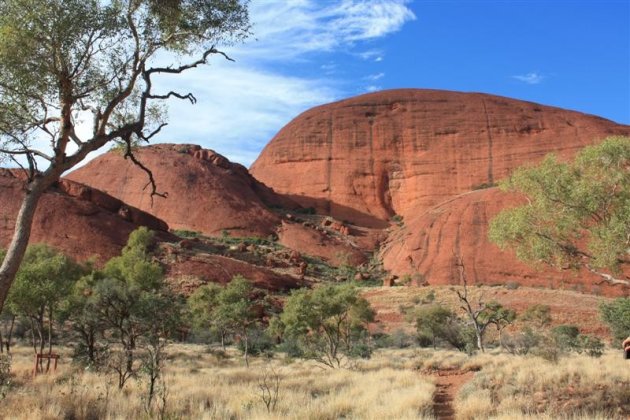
[0,169,173,264]
[68,144,297,237]
[251,89,630,227]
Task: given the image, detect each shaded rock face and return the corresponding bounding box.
[276,221,367,267]
[380,188,629,297]
[0,169,173,264]
[68,144,296,237]
[251,89,630,228]
[164,253,304,295]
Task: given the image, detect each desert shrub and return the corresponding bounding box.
[278,284,375,368]
[551,324,580,351]
[502,327,541,355]
[236,327,275,358]
[389,330,417,349]
[599,298,630,341]
[576,334,604,358]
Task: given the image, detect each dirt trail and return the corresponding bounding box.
[430,370,474,420]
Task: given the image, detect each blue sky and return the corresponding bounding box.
[156,0,630,166]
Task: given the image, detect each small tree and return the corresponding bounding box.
[453,256,515,352]
[520,304,552,329]
[83,227,182,389]
[59,271,108,368]
[600,298,630,342]
[413,304,463,349]
[6,244,83,369]
[188,283,228,348]
[279,284,375,368]
[188,276,268,366]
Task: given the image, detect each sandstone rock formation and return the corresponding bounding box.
[164,252,304,294]
[251,89,630,228]
[67,144,297,237]
[0,169,173,264]
[380,188,629,297]
[276,220,367,267]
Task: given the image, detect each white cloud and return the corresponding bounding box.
[156,62,338,165]
[238,1,415,62]
[513,71,546,85]
[358,49,385,62]
[365,72,385,81]
[365,85,381,92]
[148,0,415,166]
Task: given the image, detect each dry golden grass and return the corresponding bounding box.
[454,350,630,420]
[1,344,628,419]
[0,345,435,420]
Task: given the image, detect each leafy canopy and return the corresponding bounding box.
[7,244,84,317]
[489,136,630,279]
[0,0,249,173]
[279,284,375,368]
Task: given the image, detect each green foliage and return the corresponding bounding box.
[414,304,459,349]
[103,227,162,290]
[599,298,630,341]
[7,244,84,354]
[278,284,375,368]
[576,334,604,358]
[551,325,580,350]
[64,228,182,387]
[188,276,269,365]
[520,304,552,328]
[489,136,630,276]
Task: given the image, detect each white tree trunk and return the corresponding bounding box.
[0,178,50,312]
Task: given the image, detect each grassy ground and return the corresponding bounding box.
[0,343,627,419]
[0,345,435,420]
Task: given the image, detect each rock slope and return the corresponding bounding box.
[251,89,630,228]
[0,169,172,264]
[68,144,296,237]
[380,188,628,297]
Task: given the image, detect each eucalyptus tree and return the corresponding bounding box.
[0,0,250,311]
[489,136,629,285]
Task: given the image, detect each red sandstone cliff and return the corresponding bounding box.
[68,144,297,237]
[0,169,172,264]
[250,89,630,228]
[380,188,628,297]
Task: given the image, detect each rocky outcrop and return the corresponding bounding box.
[0,169,173,264]
[276,220,367,267]
[380,188,629,297]
[164,252,304,294]
[67,144,298,237]
[251,89,630,228]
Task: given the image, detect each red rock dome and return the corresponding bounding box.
[250,89,630,228]
[68,144,296,237]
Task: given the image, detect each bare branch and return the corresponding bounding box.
[147,91,196,104]
[146,47,233,76]
[140,123,167,142]
[0,148,53,162]
[122,137,167,203]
